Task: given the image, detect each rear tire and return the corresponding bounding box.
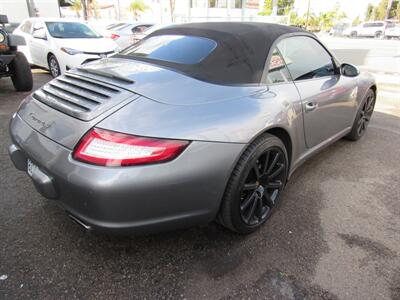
[10,52,33,92]
[218,134,288,234]
[345,89,375,141]
[350,31,357,38]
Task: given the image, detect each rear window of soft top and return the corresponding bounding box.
[120,34,217,65]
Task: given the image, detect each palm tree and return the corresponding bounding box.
[129,0,148,21]
[70,0,82,18]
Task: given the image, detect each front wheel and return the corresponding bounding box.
[10,52,33,92]
[48,54,61,77]
[218,134,288,234]
[345,89,375,141]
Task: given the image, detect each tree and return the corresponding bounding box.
[374,0,389,20]
[259,0,295,16]
[352,16,361,26]
[396,0,400,20]
[369,0,398,20]
[366,3,374,20]
[70,0,82,18]
[129,0,148,21]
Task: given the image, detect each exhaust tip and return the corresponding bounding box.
[67,213,92,231]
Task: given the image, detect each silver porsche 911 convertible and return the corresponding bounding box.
[9,22,376,234]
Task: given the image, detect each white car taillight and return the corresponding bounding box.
[73,128,190,167]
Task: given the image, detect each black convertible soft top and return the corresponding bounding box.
[120,22,306,85]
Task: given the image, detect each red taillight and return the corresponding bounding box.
[73,128,190,167]
[110,33,120,40]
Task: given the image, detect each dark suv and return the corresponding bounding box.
[0,15,32,91]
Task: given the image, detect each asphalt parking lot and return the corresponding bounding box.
[1,44,400,299]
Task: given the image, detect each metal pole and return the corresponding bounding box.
[26,0,37,17]
[305,0,311,30]
[117,0,121,21]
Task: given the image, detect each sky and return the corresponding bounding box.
[293,0,382,20]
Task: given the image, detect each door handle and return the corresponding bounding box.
[305,102,318,112]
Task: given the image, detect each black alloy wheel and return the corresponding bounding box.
[239,147,286,226]
[219,133,288,234]
[357,91,375,136]
[345,89,375,141]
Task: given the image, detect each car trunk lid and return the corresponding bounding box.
[17,71,139,149]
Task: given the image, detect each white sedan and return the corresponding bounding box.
[14,18,119,77]
[107,22,154,49]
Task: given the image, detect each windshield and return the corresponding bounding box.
[46,22,102,39]
[121,35,217,65]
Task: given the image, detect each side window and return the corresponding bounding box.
[21,21,32,33]
[32,21,44,31]
[266,48,291,84]
[276,36,335,81]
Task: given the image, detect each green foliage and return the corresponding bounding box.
[259,0,295,16]
[374,0,389,20]
[352,16,361,26]
[70,0,82,18]
[366,3,374,20]
[289,3,347,31]
[366,0,400,21]
[129,0,148,20]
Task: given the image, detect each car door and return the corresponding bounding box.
[30,20,49,67]
[276,36,358,148]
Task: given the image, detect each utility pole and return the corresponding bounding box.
[117,0,121,21]
[305,0,311,30]
[26,0,38,17]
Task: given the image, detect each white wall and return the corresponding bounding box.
[0,0,60,23]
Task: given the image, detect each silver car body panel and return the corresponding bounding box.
[9,33,376,233]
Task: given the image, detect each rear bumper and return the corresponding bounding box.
[9,113,244,234]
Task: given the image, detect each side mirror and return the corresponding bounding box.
[340,63,360,77]
[32,28,47,40]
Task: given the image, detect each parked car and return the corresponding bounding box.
[108,22,154,48]
[0,15,32,91]
[343,21,394,38]
[9,23,376,235]
[385,24,400,39]
[329,22,351,37]
[14,18,119,77]
[130,23,170,44]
